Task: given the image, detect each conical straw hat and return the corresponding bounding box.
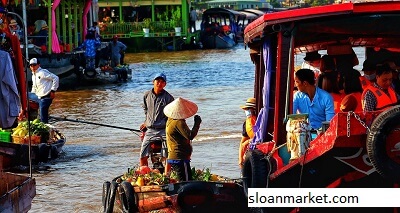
[164,97,198,119]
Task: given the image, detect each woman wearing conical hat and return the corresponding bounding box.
[164,97,202,181]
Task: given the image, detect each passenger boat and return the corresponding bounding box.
[0,171,36,213]
[9,0,94,82]
[200,8,256,49]
[243,1,400,212]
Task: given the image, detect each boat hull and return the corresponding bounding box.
[80,66,133,83]
[26,56,79,79]
[104,177,249,213]
[0,172,36,213]
[200,34,236,49]
[0,131,66,169]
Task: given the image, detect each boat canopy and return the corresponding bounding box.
[242,8,265,16]
[244,1,400,53]
[238,10,259,21]
[203,8,246,19]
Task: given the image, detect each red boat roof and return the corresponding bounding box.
[244,1,400,52]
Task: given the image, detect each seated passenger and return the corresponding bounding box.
[387,61,400,95]
[360,59,377,90]
[362,63,399,111]
[301,51,321,79]
[342,69,363,112]
[33,20,49,47]
[293,69,335,131]
[320,55,336,72]
[319,72,344,113]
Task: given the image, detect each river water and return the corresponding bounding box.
[28,44,256,212]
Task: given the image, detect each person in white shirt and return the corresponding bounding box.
[29,58,59,123]
[301,51,321,79]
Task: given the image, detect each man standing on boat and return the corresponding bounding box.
[109,35,127,67]
[139,73,174,167]
[189,7,198,33]
[29,58,59,123]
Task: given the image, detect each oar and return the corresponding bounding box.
[49,116,141,132]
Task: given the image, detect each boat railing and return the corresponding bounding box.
[100,21,187,39]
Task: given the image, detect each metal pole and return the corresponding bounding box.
[22,0,32,178]
[8,0,31,177]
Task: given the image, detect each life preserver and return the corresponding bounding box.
[177,182,214,212]
[359,76,372,90]
[84,68,97,78]
[367,106,400,181]
[105,180,118,213]
[102,181,111,213]
[242,149,272,197]
[119,181,138,213]
[362,85,398,111]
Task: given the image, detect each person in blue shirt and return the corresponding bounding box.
[293,68,335,130]
[109,35,127,67]
[78,33,101,69]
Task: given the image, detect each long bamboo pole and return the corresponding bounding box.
[49,116,141,132]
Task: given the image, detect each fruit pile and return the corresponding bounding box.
[118,166,221,187]
[11,119,50,143]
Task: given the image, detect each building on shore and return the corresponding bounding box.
[205,0,273,10]
[95,0,194,52]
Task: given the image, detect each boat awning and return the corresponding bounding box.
[238,10,259,20]
[203,8,246,18]
[243,9,265,16]
[244,1,400,52]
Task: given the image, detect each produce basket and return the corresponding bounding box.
[12,135,41,145]
[0,131,11,143]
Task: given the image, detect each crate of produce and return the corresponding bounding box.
[12,135,25,144]
[0,131,11,143]
[12,135,41,145]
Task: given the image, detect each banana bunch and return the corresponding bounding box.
[12,122,29,137]
[12,119,47,137]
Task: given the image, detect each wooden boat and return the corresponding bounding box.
[0,127,66,169]
[102,172,248,213]
[78,43,133,83]
[243,1,400,212]
[80,65,133,84]
[0,171,36,213]
[25,46,82,80]
[102,137,247,212]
